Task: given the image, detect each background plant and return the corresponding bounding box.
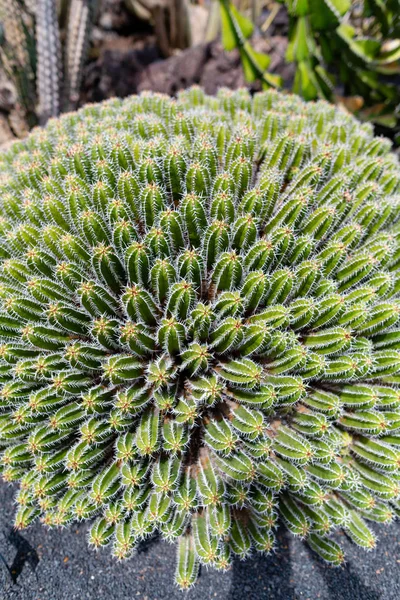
[0,0,36,136]
[219,0,282,88]
[219,0,400,134]
[0,0,97,129]
[0,87,400,588]
[123,0,193,57]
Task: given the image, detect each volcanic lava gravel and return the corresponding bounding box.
[0,484,399,600]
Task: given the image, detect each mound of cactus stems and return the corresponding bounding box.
[1,87,400,589]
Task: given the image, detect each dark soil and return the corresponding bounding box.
[81,37,293,105]
[0,483,399,600]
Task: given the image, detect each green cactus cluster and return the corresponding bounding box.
[0,87,400,588]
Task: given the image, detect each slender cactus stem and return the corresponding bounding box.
[36,0,62,124]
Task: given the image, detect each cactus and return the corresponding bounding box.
[64,0,98,111]
[0,0,96,131]
[36,0,62,124]
[124,0,192,57]
[36,0,98,119]
[0,87,400,588]
[0,0,37,133]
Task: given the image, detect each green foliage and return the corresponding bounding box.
[219,0,400,130]
[0,87,400,588]
[285,0,400,109]
[219,0,282,88]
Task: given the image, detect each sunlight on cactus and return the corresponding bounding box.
[0,87,399,588]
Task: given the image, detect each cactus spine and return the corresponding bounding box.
[0,88,400,588]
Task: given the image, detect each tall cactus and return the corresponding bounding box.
[0,88,400,588]
[36,0,62,124]
[0,0,96,130]
[124,0,192,56]
[0,0,36,133]
[64,0,97,111]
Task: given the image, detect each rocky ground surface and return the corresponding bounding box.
[81,37,293,103]
[0,483,399,600]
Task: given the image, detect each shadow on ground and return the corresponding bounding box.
[303,541,381,600]
[228,528,296,600]
[0,482,399,600]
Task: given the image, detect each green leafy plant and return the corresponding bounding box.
[219,0,400,130]
[219,0,282,88]
[284,0,400,114]
[0,87,400,588]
